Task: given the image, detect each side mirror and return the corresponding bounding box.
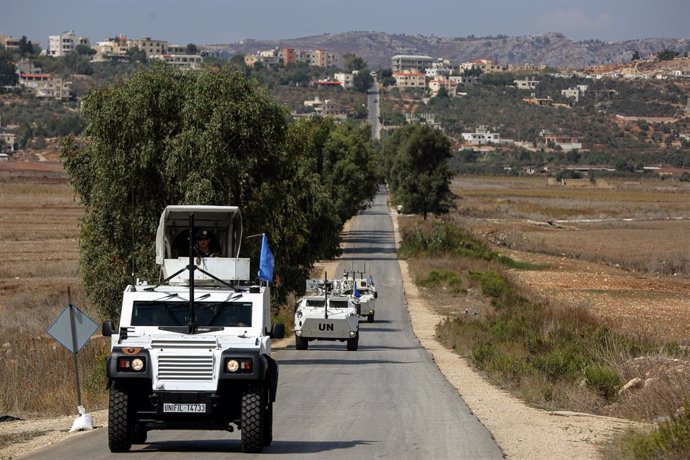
[271,323,285,339]
[102,320,115,337]
[374,291,378,299]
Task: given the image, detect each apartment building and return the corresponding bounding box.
[312,48,338,67]
[93,35,130,61]
[18,72,71,99]
[392,55,434,72]
[48,31,90,57]
[130,37,168,57]
[282,48,297,65]
[151,54,203,69]
[393,70,426,89]
[0,34,21,51]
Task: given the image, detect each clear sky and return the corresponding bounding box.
[2,0,689,49]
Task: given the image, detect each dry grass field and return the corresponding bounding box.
[449,175,690,344]
[0,160,108,417]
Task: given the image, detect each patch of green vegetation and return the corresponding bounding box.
[585,364,621,400]
[604,402,690,459]
[495,254,549,270]
[399,222,544,272]
[418,269,465,293]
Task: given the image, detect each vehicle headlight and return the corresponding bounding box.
[296,330,302,337]
[296,311,303,319]
[117,356,146,372]
[225,358,253,373]
[131,358,144,371]
[226,359,240,372]
[349,331,356,338]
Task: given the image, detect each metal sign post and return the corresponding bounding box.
[47,288,98,408]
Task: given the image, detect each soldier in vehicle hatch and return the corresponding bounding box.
[194,229,218,257]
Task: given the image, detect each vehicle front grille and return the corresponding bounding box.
[157,354,215,381]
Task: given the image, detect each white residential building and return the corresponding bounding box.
[0,132,17,153]
[333,72,356,89]
[561,88,580,102]
[304,97,340,116]
[428,78,459,97]
[514,77,540,89]
[48,31,90,57]
[151,54,203,69]
[462,126,501,145]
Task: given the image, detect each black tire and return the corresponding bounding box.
[132,424,147,444]
[241,387,264,453]
[367,312,375,323]
[295,333,308,350]
[263,402,273,446]
[108,384,134,452]
[347,332,359,351]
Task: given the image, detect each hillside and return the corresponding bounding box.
[213,31,690,69]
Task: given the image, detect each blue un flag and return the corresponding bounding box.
[258,234,274,282]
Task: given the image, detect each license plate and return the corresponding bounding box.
[163,403,206,413]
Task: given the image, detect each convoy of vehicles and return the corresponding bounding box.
[293,277,361,351]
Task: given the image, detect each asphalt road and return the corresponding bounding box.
[26,186,503,459]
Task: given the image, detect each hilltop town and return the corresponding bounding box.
[1,30,690,179]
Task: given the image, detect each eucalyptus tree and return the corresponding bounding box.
[386,124,454,220]
[60,65,381,318]
[61,65,292,318]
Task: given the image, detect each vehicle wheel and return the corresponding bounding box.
[347,332,359,351]
[241,386,265,453]
[132,424,148,444]
[108,384,134,452]
[295,333,308,350]
[263,401,273,446]
[367,312,375,323]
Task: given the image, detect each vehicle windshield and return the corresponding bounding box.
[305,299,325,307]
[131,301,252,327]
[329,300,350,308]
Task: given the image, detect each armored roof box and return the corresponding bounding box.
[155,205,250,284]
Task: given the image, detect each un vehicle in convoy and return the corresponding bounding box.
[102,205,284,453]
[294,277,360,351]
[336,271,378,323]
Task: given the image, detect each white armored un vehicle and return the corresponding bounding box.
[102,205,284,453]
[337,271,377,323]
[294,277,360,351]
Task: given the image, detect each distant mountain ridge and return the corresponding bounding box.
[213,31,690,69]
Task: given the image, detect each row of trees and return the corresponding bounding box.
[60,65,380,319]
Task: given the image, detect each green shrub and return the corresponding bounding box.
[606,402,690,459]
[471,342,496,367]
[584,364,621,400]
[531,345,591,382]
[469,270,510,299]
[418,269,465,293]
